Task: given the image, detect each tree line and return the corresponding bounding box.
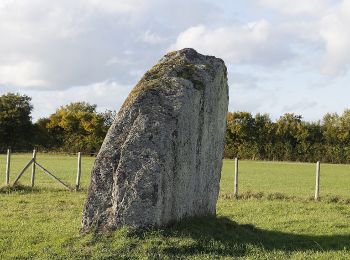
[225,111,350,163]
[0,93,114,154]
[1,92,350,163]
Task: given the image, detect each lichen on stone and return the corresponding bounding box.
[120,49,217,111]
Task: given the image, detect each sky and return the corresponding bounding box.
[0,0,349,122]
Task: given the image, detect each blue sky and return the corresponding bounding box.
[0,0,349,121]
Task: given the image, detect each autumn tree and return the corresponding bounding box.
[37,102,109,153]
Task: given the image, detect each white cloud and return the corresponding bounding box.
[319,1,350,75]
[257,0,350,75]
[259,0,331,15]
[1,0,350,122]
[229,72,261,90]
[0,1,152,89]
[0,61,47,88]
[0,0,218,91]
[283,100,318,112]
[169,20,293,66]
[86,0,153,14]
[140,31,167,45]
[28,80,133,120]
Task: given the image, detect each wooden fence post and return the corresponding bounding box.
[13,158,34,185]
[315,161,320,201]
[234,157,238,198]
[76,152,82,191]
[5,149,11,186]
[31,149,37,187]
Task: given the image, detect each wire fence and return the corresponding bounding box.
[220,158,350,202]
[0,149,95,191]
[0,149,98,156]
[2,152,350,200]
[231,158,322,200]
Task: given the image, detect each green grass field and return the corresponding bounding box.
[0,154,350,259]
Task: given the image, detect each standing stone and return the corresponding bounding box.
[82,48,229,232]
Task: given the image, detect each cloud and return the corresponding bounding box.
[0,0,218,90]
[27,80,133,120]
[229,84,280,117]
[258,0,350,75]
[0,1,131,89]
[319,1,350,75]
[283,100,318,112]
[140,31,167,45]
[229,72,261,90]
[259,0,331,15]
[169,20,294,66]
[0,61,47,88]
[86,0,153,14]
[1,0,350,122]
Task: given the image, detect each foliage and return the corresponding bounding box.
[2,91,350,161]
[0,93,33,151]
[225,111,350,163]
[35,102,113,153]
[0,93,117,153]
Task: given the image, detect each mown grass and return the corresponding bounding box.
[0,153,94,190]
[221,159,350,198]
[0,155,350,259]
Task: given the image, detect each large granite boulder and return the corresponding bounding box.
[82,48,228,232]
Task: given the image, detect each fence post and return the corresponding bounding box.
[315,161,320,201]
[31,149,37,187]
[234,157,238,198]
[5,149,11,186]
[76,152,82,191]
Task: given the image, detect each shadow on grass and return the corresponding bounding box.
[221,191,350,205]
[128,216,350,257]
[0,184,86,194]
[0,184,42,194]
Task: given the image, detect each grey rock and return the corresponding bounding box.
[81,48,229,232]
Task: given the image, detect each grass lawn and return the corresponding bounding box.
[0,154,350,259]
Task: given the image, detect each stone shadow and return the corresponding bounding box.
[131,216,350,258]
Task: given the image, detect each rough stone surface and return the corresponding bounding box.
[81,48,229,232]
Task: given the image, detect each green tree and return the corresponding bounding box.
[254,113,274,160]
[323,112,340,146]
[275,113,306,160]
[0,93,33,151]
[225,112,256,159]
